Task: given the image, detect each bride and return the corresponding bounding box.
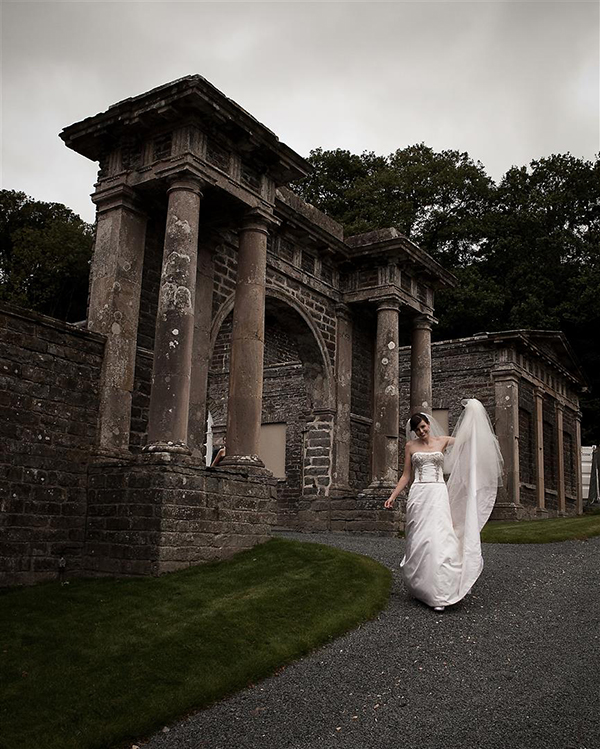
[384,399,503,612]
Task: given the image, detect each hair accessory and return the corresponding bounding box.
[405,412,443,442]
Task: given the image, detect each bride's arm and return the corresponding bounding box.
[384,443,412,508]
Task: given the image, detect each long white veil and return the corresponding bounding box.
[445,398,504,600]
[445,399,503,525]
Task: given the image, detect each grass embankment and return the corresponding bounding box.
[0,538,392,749]
[482,508,600,544]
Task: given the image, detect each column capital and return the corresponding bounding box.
[376,296,401,313]
[412,313,436,331]
[492,366,520,381]
[335,303,352,321]
[535,386,546,399]
[167,173,206,197]
[92,184,147,217]
[240,207,280,235]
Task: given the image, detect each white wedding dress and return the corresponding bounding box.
[400,399,503,608]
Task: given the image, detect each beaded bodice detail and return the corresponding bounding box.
[411,451,445,483]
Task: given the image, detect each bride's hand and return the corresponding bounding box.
[384,497,395,509]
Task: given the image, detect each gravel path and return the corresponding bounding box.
[143,532,600,749]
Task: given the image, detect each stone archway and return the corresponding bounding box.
[207,287,334,528]
[209,287,333,409]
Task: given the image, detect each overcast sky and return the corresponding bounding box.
[1,0,598,223]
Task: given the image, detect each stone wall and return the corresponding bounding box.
[209,229,340,368]
[543,396,558,511]
[137,210,165,352]
[302,411,334,500]
[563,408,577,505]
[212,238,238,319]
[86,458,277,576]
[349,306,374,490]
[0,304,104,585]
[518,379,536,509]
[130,348,153,453]
[0,300,278,586]
[406,336,581,520]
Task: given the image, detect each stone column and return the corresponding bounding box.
[494,373,521,515]
[410,314,433,414]
[146,175,203,453]
[88,185,147,456]
[534,388,547,515]
[332,304,352,491]
[221,210,274,469]
[187,238,215,460]
[556,402,566,515]
[575,409,583,515]
[369,299,400,490]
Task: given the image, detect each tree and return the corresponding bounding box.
[295,147,600,442]
[0,190,93,322]
[294,144,494,267]
[295,148,387,234]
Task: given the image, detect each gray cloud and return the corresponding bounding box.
[2,1,598,222]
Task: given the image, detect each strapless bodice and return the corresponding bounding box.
[411,451,445,483]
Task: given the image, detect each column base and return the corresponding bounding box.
[364,480,397,496]
[535,507,549,519]
[219,454,264,467]
[490,502,525,521]
[143,441,191,456]
[218,454,271,477]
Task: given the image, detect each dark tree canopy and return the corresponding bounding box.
[0,190,93,322]
[296,144,494,267]
[294,147,600,442]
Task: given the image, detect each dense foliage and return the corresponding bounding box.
[294,147,600,442]
[0,190,93,322]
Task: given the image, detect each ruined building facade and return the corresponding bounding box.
[0,76,585,586]
[0,76,454,585]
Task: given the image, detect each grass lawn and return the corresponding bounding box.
[482,509,600,544]
[0,538,392,749]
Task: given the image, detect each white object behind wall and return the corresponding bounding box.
[582,445,596,500]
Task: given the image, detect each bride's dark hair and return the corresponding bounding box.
[409,412,430,432]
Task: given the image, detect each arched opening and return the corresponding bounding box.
[207,289,333,527]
